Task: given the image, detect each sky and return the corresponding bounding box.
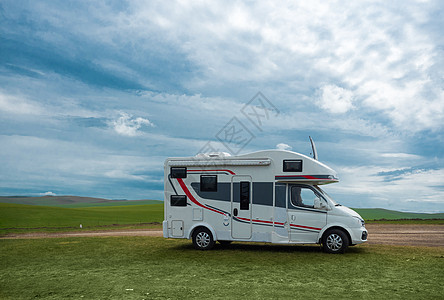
[1,0,443,212]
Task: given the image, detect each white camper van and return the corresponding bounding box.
[163,143,367,253]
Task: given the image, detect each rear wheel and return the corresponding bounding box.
[192,227,215,250]
[322,229,349,254]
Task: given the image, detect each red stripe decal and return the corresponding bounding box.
[235,217,285,226]
[290,224,321,231]
[275,175,331,180]
[188,169,236,175]
[176,178,225,215]
[253,219,274,224]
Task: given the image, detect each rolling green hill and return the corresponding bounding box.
[352,208,444,220]
[0,195,162,208]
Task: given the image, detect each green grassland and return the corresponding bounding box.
[0,195,162,208]
[1,195,442,220]
[1,201,443,235]
[1,237,443,299]
[0,203,164,234]
[353,208,444,221]
[53,200,162,208]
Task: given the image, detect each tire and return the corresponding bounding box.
[322,229,349,254]
[218,240,232,246]
[192,227,215,250]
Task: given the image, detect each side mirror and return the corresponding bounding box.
[314,198,327,210]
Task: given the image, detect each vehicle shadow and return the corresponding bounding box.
[172,242,367,254]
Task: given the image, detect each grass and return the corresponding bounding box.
[0,237,443,299]
[52,200,163,208]
[365,219,444,224]
[353,208,444,220]
[0,195,162,207]
[0,203,163,234]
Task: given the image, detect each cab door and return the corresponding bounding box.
[231,175,252,239]
[287,185,327,243]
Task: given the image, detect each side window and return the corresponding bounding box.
[171,195,187,207]
[290,186,320,209]
[200,175,217,192]
[171,167,187,178]
[240,181,250,210]
[283,160,303,172]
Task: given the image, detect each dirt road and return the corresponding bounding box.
[1,224,443,247]
[364,224,444,247]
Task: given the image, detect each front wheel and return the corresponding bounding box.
[322,229,349,254]
[192,227,215,250]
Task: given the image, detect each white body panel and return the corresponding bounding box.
[163,150,367,246]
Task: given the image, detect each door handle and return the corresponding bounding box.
[233,208,238,216]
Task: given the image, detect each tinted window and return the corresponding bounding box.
[283,160,303,172]
[240,181,250,210]
[171,167,187,178]
[171,195,187,206]
[200,175,217,192]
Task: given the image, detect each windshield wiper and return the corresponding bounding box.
[335,203,342,206]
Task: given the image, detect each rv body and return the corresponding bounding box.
[163,149,367,253]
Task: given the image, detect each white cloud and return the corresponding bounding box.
[13,0,443,132]
[104,170,163,183]
[111,112,154,137]
[276,143,292,150]
[0,92,44,115]
[104,170,143,181]
[317,84,354,114]
[40,191,56,196]
[325,165,444,213]
[380,153,422,159]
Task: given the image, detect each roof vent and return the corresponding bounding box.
[195,152,231,159]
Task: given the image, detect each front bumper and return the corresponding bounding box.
[350,227,368,245]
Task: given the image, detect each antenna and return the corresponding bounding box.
[309,136,318,160]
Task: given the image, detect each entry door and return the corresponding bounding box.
[273,183,289,238]
[231,175,252,239]
[288,185,327,243]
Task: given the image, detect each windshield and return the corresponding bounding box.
[314,185,339,206]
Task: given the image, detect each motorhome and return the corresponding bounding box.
[163,141,368,253]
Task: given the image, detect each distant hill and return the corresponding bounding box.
[0,196,162,208]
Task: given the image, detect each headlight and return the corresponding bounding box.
[354,217,365,227]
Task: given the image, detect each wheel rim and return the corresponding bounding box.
[326,233,343,251]
[196,232,210,248]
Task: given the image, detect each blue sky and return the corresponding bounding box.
[1,1,443,212]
